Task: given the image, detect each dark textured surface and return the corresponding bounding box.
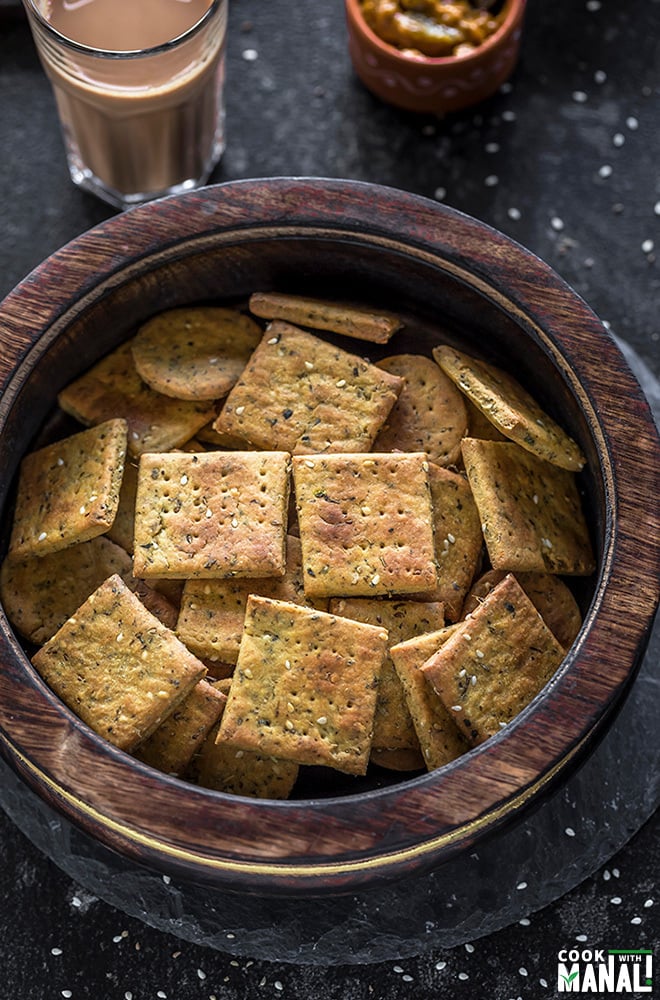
[0,0,659,996]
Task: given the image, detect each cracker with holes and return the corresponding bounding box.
[7,418,127,562]
[193,719,300,798]
[329,597,445,753]
[216,596,389,775]
[417,462,484,621]
[249,291,403,344]
[31,574,207,752]
[58,341,215,457]
[135,679,227,776]
[434,344,586,471]
[1,534,133,645]
[176,535,326,665]
[131,306,263,401]
[373,354,468,466]
[293,452,438,599]
[390,624,470,770]
[133,450,290,579]
[461,438,595,575]
[213,322,404,453]
[421,574,565,745]
[462,569,583,649]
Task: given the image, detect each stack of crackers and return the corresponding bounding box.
[0,293,595,799]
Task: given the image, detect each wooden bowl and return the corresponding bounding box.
[0,178,658,896]
[344,0,527,114]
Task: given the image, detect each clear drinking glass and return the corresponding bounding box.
[22,0,228,210]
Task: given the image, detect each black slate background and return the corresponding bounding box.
[0,1,659,997]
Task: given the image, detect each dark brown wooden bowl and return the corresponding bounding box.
[0,178,658,896]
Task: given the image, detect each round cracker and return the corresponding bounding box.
[131,307,262,401]
[373,353,468,466]
[462,568,582,649]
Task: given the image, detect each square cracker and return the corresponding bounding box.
[133,451,290,579]
[373,354,468,467]
[421,574,565,745]
[8,418,127,562]
[216,595,389,775]
[390,625,469,770]
[293,452,438,599]
[329,597,445,752]
[248,291,403,344]
[1,534,133,645]
[135,679,227,776]
[193,718,300,799]
[213,322,404,454]
[58,341,216,457]
[176,535,326,665]
[461,438,595,575]
[433,344,586,472]
[415,462,484,621]
[31,574,207,752]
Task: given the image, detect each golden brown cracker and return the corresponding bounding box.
[249,291,403,344]
[176,535,325,665]
[131,306,262,401]
[421,574,565,745]
[328,597,445,752]
[373,354,468,466]
[193,719,299,799]
[135,679,226,776]
[1,535,132,645]
[133,450,290,579]
[434,344,586,471]
[293,452,438,599]
[31,574,207,752]
[8,419,127,561]
[461,438,595,575]
[213,322,403,454]
[58,341,215,457]
[462,569,582,649]
[390,625,469,770]
[417,462,484,621]
[216,596,389,775]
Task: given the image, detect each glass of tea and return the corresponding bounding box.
[22,0,228,210]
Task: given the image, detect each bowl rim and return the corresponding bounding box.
[344,0,527,67]
[0,176,658,894]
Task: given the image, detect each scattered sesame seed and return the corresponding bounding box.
[71,896,82,908]
[465,943,475,953]
[38,531,48,542]
[573,90,588,103]
[458,972,469,981]
[610,896,622,905]
[235,405,245,415]
[519,918,530,926]
[162,875,171,884]
[626,116,639,130]
[565,827,576,837]
[61,992,72,999]
[231,517,239,528]
[598,164,613,178]
[519,967,529,977]
[644,899,654,908]
[243,668,253,678]
[508,207,521,220]
[517,881,528,890]
[242,48,258,61]
[498,721,507,728]
[285,659,291,670]
[393,965,404,973]
[274,983,284,992]
[451,705,462,712]
[551,216,565,231]
[471,675,477,685]
[51,947,63,955]
[285,719,294,730]
[304,360,314,370]
[502,110,516,121]
[402,975,414,983]
[180,474,188,485]
[304,459,315,468]
[197,969,207,980]
[335,379,347,388]
[125,993,133,1000]
[447,532,456,544]
[371,573,380,586]
[435,961,447,970]
[613,868,620,878]
[485,142,500,153]
[205,508,213,518]
[476,650,484,659]
[576,934,588,942]
[612,132,625,147]
[594,69,607,83]
[642,239,654,254]
[434,187,447,201]
[484,174,499,187]
[316,716,328,725]
[586,0,601,10]
[603,869,611,880]
[540,979,548,988]
[631,916,642,925]
[654,202,660,216]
